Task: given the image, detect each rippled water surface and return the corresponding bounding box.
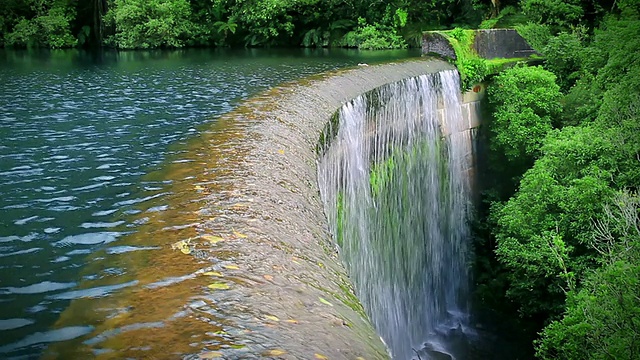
[0,48,420,358]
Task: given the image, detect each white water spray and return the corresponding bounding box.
[318,70,475,359]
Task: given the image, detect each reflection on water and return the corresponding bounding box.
[0,48,419,358]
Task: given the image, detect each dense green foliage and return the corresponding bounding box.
[486,65,561,164]
[536,192,640,359]
[520,0,584,30]
[438,28,489,90]
[476,1,640,358]
[2,0,77,48]
[107,0,196,48]
[0,0,513,49]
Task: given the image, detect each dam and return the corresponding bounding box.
[1,53,484,359]
[53,58,483,359]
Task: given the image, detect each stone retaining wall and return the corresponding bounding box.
[422,32,458,60]
[473,29,538,59]
[422,29,537,60]
[438,82,484,190]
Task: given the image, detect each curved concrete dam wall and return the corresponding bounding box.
[209,59,458,359]
[49,59,482,360]
[212,59,482,358]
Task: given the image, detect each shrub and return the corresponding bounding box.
[341,17,407,50]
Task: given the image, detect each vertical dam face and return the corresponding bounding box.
[318,70,475,359]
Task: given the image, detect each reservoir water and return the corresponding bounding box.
[0,48,419,358]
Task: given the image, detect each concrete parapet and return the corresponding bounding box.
[473,29,538,59]
[422,29,537,60]
[422,32,457,60]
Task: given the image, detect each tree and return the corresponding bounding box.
[486,65,562,166]
[542,31,584,92]
[107,0,195,49]
[536,192,640,360]
[4,0,77,48]
[73,0,108,47]
[520,0,584,30]
[477,2,640,358]
[492,125,623,319]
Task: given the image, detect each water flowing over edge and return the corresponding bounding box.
[317,70,478,359]
[42,59,457,359]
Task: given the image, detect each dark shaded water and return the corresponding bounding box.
[0,48,420,358]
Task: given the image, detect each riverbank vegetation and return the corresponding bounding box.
[1,0,496,49]
[474,0,640,358]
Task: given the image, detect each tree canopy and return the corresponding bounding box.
[486,65,561,164]
[0,0,498,48]
[476,1,640,358]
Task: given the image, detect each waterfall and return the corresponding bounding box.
[318,70,474,359]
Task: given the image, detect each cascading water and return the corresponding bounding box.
[318,70,475,359]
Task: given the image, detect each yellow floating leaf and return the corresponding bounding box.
[199,352,222,359]
[265,349,287,356]
[277,149,285,154]
[265,315,280,322]
[207,282,230,290]
[203,271,224,277]
[285,319,299,324]
[263,274,274,281]
[356,357,366,360]
[318,297,333,307]
[194,185,205,191]
[202,235,225,244]
[314,354,329,359]
[171,239,191,254]
[171,239,189,248]
[223,264,239,270]
[233,230,248,238]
